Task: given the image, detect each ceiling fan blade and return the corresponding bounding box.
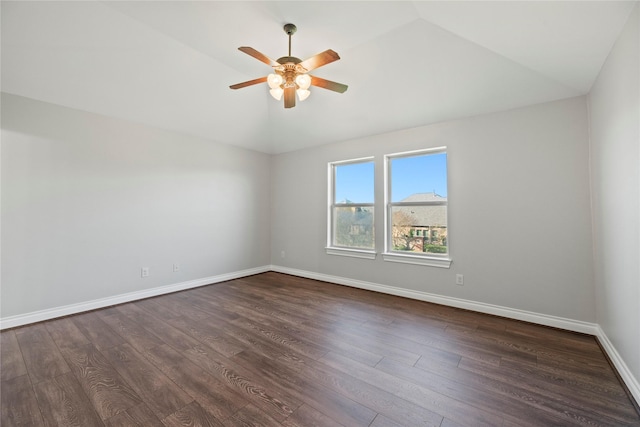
[299,49,340,72]
[284,86,296,108]
[310,75,348,93]
[238,47,279,67]
[229,76,267,90]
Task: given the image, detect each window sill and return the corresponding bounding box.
[382,252,452,268]
[326,247,377,260]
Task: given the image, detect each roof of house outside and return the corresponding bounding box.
[396,193,447,227]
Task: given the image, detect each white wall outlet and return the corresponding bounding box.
[456,274,464,286]
[141,267,149,278]
[281,251,285,258]
[173,263,180,272]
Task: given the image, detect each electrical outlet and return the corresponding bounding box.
[281,251,285,258]
[173,263,180,272]
[456,274,464,286]
[141,267,149,278]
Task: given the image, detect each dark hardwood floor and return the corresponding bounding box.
[2,272,639,426]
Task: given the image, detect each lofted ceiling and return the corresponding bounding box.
[1,1,636,154]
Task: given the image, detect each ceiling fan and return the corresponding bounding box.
[230,23,348,109]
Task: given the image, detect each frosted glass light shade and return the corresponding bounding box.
[295,74,311,90]
[296,89,310,101]
[269,88,284,100]
[267,73,283,89]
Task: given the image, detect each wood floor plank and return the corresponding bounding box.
[222,278,397,326]
[162,401,226,427]
[193,314,295,363]
[112,303,202,353]
[222,403,283,427]
[319,351,504,427]
[165,314,246,357]
[134,296,187,321]
[289,351,444,427]
[536,349,622,385]
[206,290,382,366]
[440,417,476,427]
[442,323,539,364]
[391,354,609,426]
[281,403,345,427]
[15,324,70,383]
[33,371,104,426]
[97,308,167,352]
[145,292,213,322]
[142,343,249,421]
[500,356,629,401]
[354,318,503,367]
[200,289,383,366]
[231,349,378,427]
[370,413,411,427]
[2,272,637,426]
[60,343,143,420]
[182,344,301,422]
[459,356,640,425]
[233,311,420,367]
[101,343,193,419]
[206,285,409,365]
[1,374,44,426]
[71,311,126,350]
[0,330,28,381]
[229,315,329,360]
[200,279,377,330]
[467,319,602,362]
[104,403,164,427]
[45,317,91,351]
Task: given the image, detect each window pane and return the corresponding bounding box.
[390,153,447,202]
[391,205,447,254]
[333,206,374,249]
[335,162,374,203]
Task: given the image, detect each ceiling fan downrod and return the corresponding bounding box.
[283,23,297,57]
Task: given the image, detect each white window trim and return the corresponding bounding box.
[326,247,377,259]
[383,147,451,268]
[326,157,376,257]
[382,253,452,268]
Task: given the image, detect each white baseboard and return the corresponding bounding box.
[595,325,640,405]
[0,265,270,330]
[271,265,598,334]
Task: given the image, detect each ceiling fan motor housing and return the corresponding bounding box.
[275,59,308,88]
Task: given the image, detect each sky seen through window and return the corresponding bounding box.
[335,153,447,203]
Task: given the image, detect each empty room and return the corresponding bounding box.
[1,1,639,426]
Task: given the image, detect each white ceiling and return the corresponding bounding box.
[1,1,636,154]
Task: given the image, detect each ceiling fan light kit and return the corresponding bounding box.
[230,23,348,109]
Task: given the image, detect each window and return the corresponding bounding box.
[384,148,451,268]
[327,158,376,259]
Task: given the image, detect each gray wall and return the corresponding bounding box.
[1,93,271,318]
[589,4,640,386]
[271,96,595,322]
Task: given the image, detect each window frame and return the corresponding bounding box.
[326,157,376,259]
[383,147,452,268]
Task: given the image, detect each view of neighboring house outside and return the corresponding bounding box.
[391,192,447,254]
[334,200,374,249]
[329,158,375,251]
